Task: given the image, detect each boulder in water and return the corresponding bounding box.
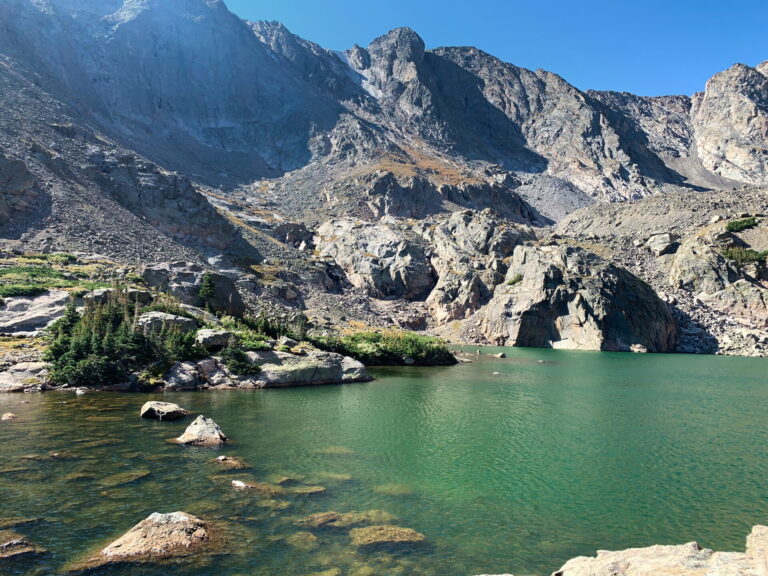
[0,529,46,560]
[74,512,209,569]
[140,401,189,421]
[175,415,227,447]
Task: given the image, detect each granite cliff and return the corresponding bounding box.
[0,0,766,356]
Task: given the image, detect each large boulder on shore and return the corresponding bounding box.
[670,235,737,295]
[195,329,236,350]
[139,401,189,421]
[163,361,201,391]
[0,362,48,392]
[237,350,371,388]
[141,262,245,316]
[481,245,678,352]
[175,415,227,447]
[75,512,209,569]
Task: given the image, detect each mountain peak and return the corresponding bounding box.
[369,26,425,59]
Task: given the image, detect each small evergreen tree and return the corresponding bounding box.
[198,272,216,310]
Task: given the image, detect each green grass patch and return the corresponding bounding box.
[726,217,759,233]
[0,284,49,298]
[0,262,108,297]
[507,273,524,286]
[314,330,457,366]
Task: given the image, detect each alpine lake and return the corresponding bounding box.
[1,348,766,576]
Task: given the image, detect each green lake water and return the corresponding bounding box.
[1,348,767,576]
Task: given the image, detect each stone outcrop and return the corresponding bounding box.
[481,246,678,352]
[701,280,768,328]
[0,151,37,225]
[163,362,202,391]
[0,362,48,392]
[139,401,189,421]
[175,416,227,447]
[224,351,371,389]
[420,210,534,323]
[670,236,738,295]
[141,262,245,316]
[0,290,70,336]
[195,329,236,350]
[315,218,435,300]
[692,62,768,185]
[553,525,768,576]
[136,312,197,337]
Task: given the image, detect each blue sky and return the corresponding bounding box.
[227,0,768,96]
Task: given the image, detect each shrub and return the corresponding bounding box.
[314,330,457,366]
[726,217,759,233]
[220,345,261,375]
[159,328,207,363]
[721,246,768,266]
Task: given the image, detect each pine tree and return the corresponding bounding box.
[199,272,215,309]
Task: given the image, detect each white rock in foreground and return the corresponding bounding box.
[73,512,209,569]
[552,525,768,576]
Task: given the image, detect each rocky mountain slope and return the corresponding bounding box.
[0,0,766,356]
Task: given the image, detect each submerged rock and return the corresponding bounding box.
[77,512,209,569]
[231,480,286,497]
[301,510,396,529]
[349,525,426,548]
[99,469,151,489]
[140,401,189,421]
[0,529,46,560]
[214,455,248,469]
[175,416,227,447]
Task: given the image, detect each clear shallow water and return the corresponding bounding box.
[1,348,767,576]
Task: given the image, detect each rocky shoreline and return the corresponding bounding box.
[481,525,768,575]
